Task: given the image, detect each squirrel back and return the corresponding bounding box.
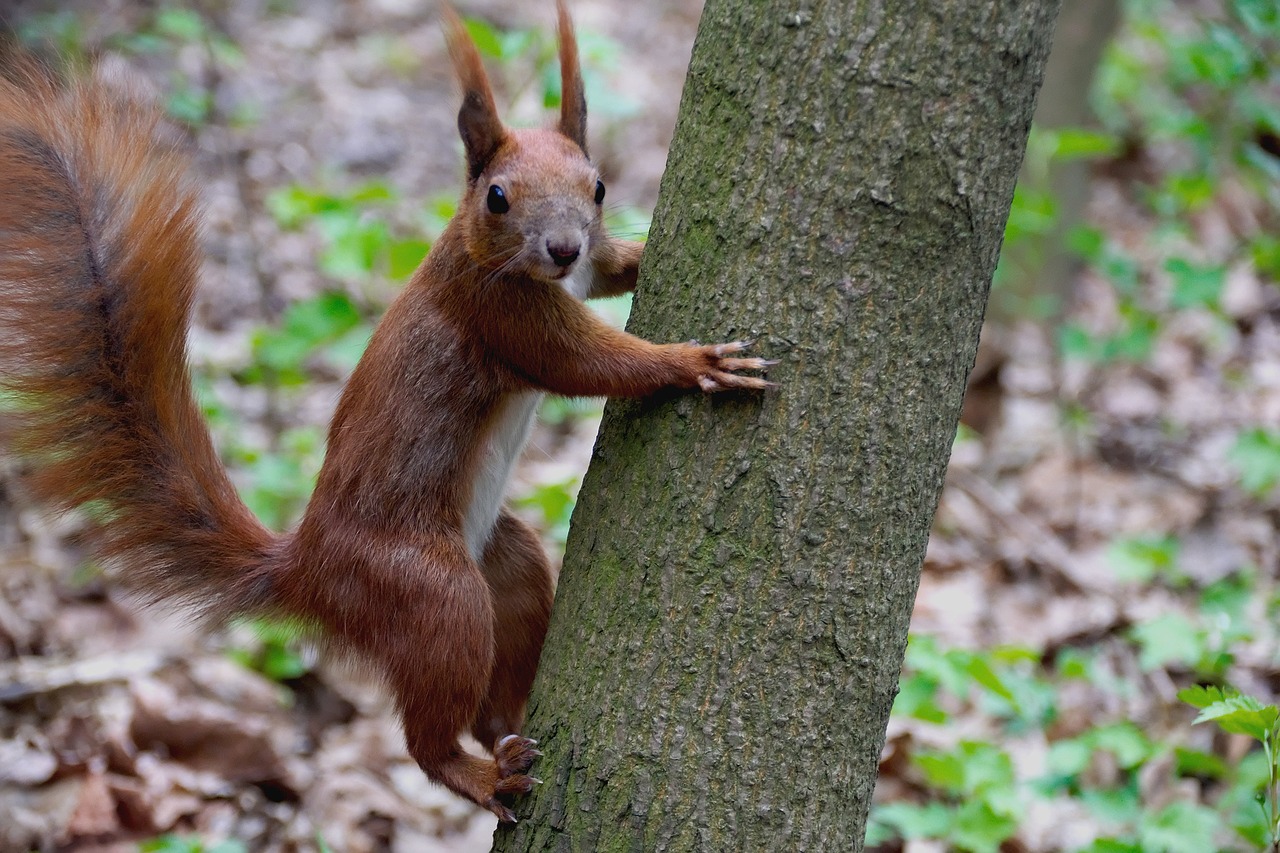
[0,57,277,620]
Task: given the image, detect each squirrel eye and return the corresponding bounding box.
[594,179,606,205]
[487,184,509,214]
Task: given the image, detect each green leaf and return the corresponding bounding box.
[1047,738,1092,778]
[165,85,212,126]
[321,324,373,374]
[348,180,395,204]
[1173,746,1229,779]
[1059,322,1100,362]
[514,478,578,533]
[1089,723,1154,769]
[1004,185,1057,242]
[1250,234,1280,281]
[319,218,390,279]
[1153,173,1216,216]
[1170,26,1253,89]
[1097,246,1141,295]
[1198,571,1253,626]
[155,8,207,42]
[1137,800,1223,853]
[914,742,1016,800]
[498,28,537,63]
[1232,0,1280,35]
[871,801,954,840]
[1191,696,1277,741]
[208,842,249,853]
[914,750,967,793]
[463,17,505,58]
[965,656,1015,704]
[952,799,1020,853]
[1066,225,1106,262]
[1165,258,1225,310]
[892,673,949,723]
[1048,128,1121,161]
[387,238,431,280]
[1075,840,1144,853]
[421,194,459,238]
[258,642,308,681]
[1080,784,1142,825]
[289,292,361,337]
[1101,303,1159,363]
[265,186,318,228]
[1228,428,1280,497]
[120,32,166,55]
[1107,535,1180,583]
[1055,648,1092,681]
[1177,683,1234,710]
[1130,612,1203,671]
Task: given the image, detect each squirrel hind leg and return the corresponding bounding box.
[303,533,532,818]
[470,510,554,750]
[408,739,539,823]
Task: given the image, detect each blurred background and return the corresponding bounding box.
[0,1,1277,850]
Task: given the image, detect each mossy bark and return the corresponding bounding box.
[495,1,1059,850]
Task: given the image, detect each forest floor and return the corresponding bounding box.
[2,1,1278,852]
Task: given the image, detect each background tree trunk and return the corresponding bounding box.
[991,0,1123,322]
[496,1,1060,849]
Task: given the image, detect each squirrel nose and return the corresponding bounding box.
[546,240,581,268]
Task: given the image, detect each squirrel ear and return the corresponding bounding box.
[442,4,506,181]
[556,0,588,155]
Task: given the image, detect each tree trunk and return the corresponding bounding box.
[991,0,1122,321]
[495,1,1059,850]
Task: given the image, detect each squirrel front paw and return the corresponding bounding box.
[687,340,777,392]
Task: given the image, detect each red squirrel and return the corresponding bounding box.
[0,2,771,822]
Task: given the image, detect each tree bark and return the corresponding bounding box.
[495,1,1059,850]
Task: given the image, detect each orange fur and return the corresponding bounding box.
[0,3,770,823]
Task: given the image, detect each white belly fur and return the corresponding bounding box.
[463,390,541,560]
[461,265,592,560]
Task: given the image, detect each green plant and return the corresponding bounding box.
[227,617,312,683]
[1180,685,1280,850]
[266,181,432,284]
[116,8,245,127]
[139,835,247,853]
[1126,571,1254,679]
[1107,534,1182,584]
[868,741,1023,853]
[892,635,1055,731]
[462,16,638,122]
[513,477,579,549]
[15,10,88,59]
[1229,427,1280,497]
[995,126,1122,302]
[1045,0,1279,367]
[243,292,370,386]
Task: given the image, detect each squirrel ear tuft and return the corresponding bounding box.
[442,3,506,180]
[556,0,588,155]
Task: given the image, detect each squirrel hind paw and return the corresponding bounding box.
[486,797,519,823]
[485,770,540,823]
[494,733,541,777]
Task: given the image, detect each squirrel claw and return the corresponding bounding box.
[486,798,519,824]
[494,734,540,777]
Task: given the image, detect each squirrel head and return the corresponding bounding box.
[444,1,605,286]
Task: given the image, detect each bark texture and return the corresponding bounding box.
[495,1,1059,850]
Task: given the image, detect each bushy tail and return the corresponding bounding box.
[0,56,278,621]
